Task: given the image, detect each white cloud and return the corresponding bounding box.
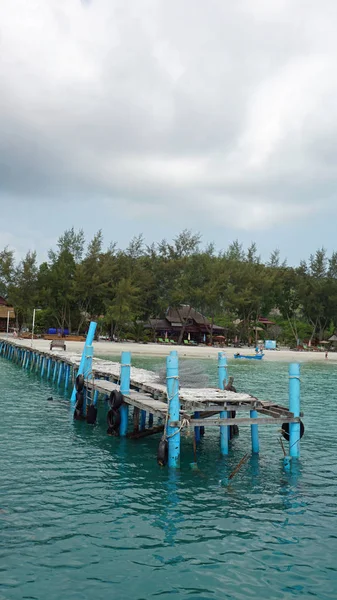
[1,0,337,252]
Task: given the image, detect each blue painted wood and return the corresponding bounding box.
[64,364,70,390]
[167,350,180,468]
[289,363,300,458]
[47,358,51,379]
[250,409,260,453]
[53,361,58,383]
[140,410,146,431]
[218,352,229,455]
[120,351,131,436]
[194,411,201,443]
[93,389,99,406]
[148,413,154,427]
[57,362,63,386]
[71,321,97,403]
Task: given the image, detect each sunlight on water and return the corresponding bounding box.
[1,356,337,599]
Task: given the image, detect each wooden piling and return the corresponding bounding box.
[218,352,229,455]
[120,351,131,437]
[289,363,300,458]
[166,350,180,468]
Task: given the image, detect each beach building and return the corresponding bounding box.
[147,305,224,343]
[0,296,15,332]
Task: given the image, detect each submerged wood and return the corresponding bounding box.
[127,425,164,439]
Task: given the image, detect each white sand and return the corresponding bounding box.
[3,336,335,363]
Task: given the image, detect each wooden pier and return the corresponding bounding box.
[0,321,303,470]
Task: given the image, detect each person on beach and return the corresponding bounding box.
[325,351,328,359]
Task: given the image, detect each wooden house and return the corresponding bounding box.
[147,305,224,343]
[0,296,15,331]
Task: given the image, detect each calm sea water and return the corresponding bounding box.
[1,355,337,600]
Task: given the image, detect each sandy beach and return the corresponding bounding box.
[2,336,335,363]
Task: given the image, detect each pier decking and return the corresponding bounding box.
[0,322,303,470]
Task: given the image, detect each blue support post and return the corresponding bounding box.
[64,364,70,390]
[148,413,154,427]
[140,410,146,431]
[41,357,46,378]
[71,321,97,403]
[57,362,63,387]
[218,351,229,455]
[250,409,260,454]
[194,411,201,443]
[289,363,300,458]
[53,361,58,383]
[93,389,99,406]
[166,350,180,468]
[119,351,131,436]
[47,359,51,380]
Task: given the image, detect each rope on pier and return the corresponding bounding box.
[157,374,180,466]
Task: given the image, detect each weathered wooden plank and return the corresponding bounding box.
[258,407,294,418]
[127,425,164,439]
[170,416,300,427]
[1,339,293,419]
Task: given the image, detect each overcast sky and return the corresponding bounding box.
[1,0,337,264]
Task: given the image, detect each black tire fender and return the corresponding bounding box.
[76,374,84,392]
[109,390,124,410]
[87,405,97,425]
[281,420,305,442]
[157,437,168,467]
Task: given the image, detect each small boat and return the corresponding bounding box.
[234,353,264,360]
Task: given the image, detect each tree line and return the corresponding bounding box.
[1,228,336,345]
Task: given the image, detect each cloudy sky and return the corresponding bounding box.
[1,0,337,263]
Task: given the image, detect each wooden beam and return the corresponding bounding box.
[127,425,164,440]
[133,407,140,432]
[170,416,300,427]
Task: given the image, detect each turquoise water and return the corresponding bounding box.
[1,356,337,599]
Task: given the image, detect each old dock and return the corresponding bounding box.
[0,321,303,470]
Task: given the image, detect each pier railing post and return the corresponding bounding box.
[70,321,97,403]
[120,351,131,436]
[140,410,146,431]
[289,363,300,458]
[250,409,260,454]
[64,364,70,390]
[194,411,201,443]
[218,352,229,455]
[166,350,180,468]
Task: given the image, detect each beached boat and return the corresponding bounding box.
[234,353,264,360]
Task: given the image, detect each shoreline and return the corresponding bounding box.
[2,336,336,363]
